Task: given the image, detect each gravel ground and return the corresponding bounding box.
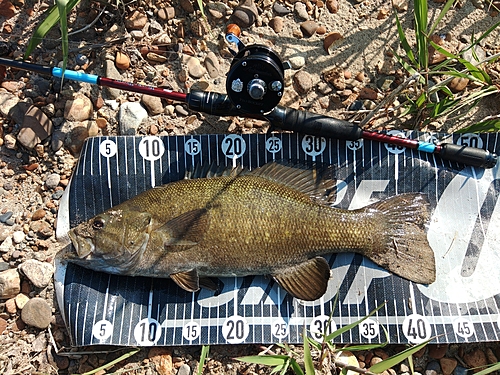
[0,0,500,373]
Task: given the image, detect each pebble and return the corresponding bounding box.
[324,31,343,53]
[149,348,173,375]
[449,77,469,93]
[0,317,7,334]
[359,86,378,100]
[1,80,25,92]
[348,100,365,110]
[204,52,220,79]
[0,211,13,223]
[64,94,93,121]
[326,0,339,13]
[0,236,13,253]
[118,102,148,135]
[12,230,25,244]
[75,54,88,66]
[175,105,189,116]
[294,2,309,20]
[0,268,21,299]
[269,16,284,33]
[300,20,318,37]
[376,75,395,91]
[293,70,313,94]
[104,60,122,99]
[15,293,29,309]
[30,219,53,237]
[454,366,468,375]
[141,95,164,116]
[51,130,66,152]
[428,345,449,359]
[183,55,206,79]
[21,297,52,329]
[180,0,195,13]
[6,297,17,314]
[45,173,61,189]
[177,364,192,375]
[52,190,64,200]
[125,10,148,30]
[4,133,16,149]
[231,0,259,28]
[273,1,291,15]
[115,51,131,70]
[19,259,55,289]
[17,105,54,149]
[0,92,20,117]
[463,348,488,370]
[289,56,306,69]
[440,357,457,375]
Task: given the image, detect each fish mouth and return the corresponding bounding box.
[67,230,94,259]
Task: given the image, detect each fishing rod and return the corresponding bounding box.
[0,32,496,168]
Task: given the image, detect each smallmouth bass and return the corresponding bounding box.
[67,162,436,301]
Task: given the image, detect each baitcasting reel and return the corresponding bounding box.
[225,28,289,115]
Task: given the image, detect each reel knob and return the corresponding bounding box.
[226,45,286,114]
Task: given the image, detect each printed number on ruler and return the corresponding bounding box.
[134,318,162,345]
[309,315,337,342]
[453,317,475,339]
[402,314,432,343]
[183,321,201,341]
[222,316,250,344]
[92,319,113,341]
[222,135,246,159]
[139,136,165,161]
[457,133,483,149]
[271,318,289,340]
[185,138,201,156]
[266,136,282,154]
[359,318,379,340]
[384,130,406,154]
[99,139,117,158]
[347,139,363,151]
[302,135,326,157]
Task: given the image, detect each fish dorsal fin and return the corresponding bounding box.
[249,162,337,204]
[185,163,243,179]
[156,208,207,251]
[272,257,331,301]
[171,269,200,292]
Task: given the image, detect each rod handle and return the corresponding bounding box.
[438,143,497,168]
[268,107,363,141]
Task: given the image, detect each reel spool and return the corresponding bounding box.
[225,44,286,115]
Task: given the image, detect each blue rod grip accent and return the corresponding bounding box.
[417,142,436,154]
[52,67,99,84]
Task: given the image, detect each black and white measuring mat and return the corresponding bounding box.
[54,131,500,347]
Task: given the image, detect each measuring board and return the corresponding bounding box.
[54,131,500,347]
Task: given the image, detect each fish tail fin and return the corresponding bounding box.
[363,193,435,284]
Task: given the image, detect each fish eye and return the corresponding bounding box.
[92,217,105,230]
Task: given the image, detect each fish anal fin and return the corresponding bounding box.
[156,208,207,250]
[273,257,331,301]
[171,269,200,292]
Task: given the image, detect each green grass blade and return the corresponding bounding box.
[469,19,500,48]
[56,0,69,80]
[458,119,500,133]
[394,11,417,66]
[324,302,386,342]
[303,328,316,375]
[428,0,456,35]
[197,345,210,375]
[24,0,80,59]
[369,340,431,374]
[289,358,305,375]
[237,355,290,367]
[414,0,428,70]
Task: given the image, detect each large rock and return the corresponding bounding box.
[21,297,52,329]
[19,259,54,289]
[64,94,93,121]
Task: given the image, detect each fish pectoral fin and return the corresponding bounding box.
[170,269,200,292]
[199,277,219,292]
[158,208,208,250]
[272,257,331,301]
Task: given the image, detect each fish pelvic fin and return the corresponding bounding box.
[272,257,331,301]
[171,269,200,292]
[363,193,436,284]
